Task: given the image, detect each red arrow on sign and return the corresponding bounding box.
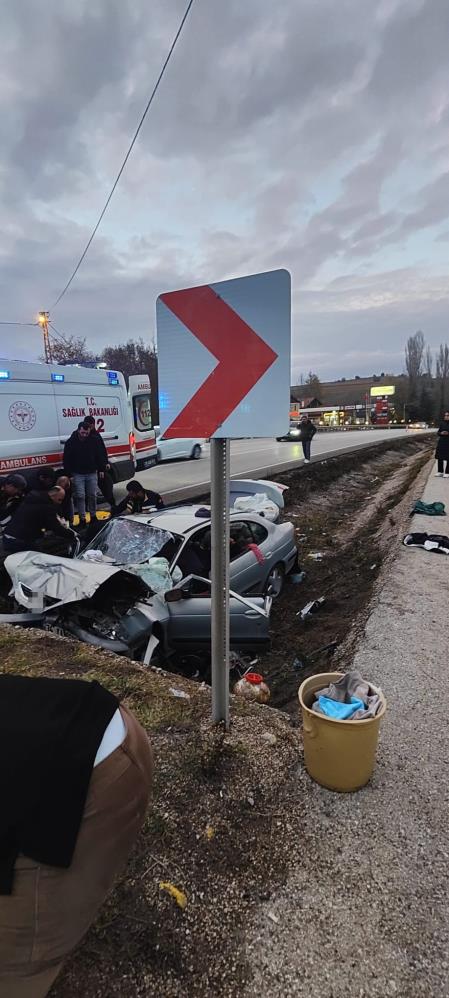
[160,284,278,439]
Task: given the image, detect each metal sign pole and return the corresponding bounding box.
[210,437,230,726]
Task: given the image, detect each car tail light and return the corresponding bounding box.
[129,431,136,462]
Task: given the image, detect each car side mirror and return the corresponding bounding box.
[165,586,191,603]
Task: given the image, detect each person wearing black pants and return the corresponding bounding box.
[299,416,316,464]
[435,411,449,478]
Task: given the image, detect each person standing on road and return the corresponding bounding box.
[435,410,449,477]
[63,422,106,527]
[83,415,116,510]
[299,416,316,464]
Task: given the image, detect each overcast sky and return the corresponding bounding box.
[0,0,448,380]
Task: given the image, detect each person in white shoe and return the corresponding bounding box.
[299,415,317,464]
[435,410,449,477]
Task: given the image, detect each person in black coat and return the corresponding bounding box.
[0,474,27,530]
[114,480,164,517]
[435,410,449,477]
[83,416,116,510]
[26,468,56,493]
[299,416,317,463]
[63,422,106,525]
[3,487,76,555]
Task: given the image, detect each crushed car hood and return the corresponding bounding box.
[5,551,124,608]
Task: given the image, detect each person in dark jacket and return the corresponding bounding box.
[114,479,164,517]
[0,473,27,530]
[26,467,56,493]
[299,416,317,463]
[56,475,75,524]
[3,487,76,555]
[435,410,449,477]
[63,422,106,525]
[83,415,115,509]
[0,675,153,998]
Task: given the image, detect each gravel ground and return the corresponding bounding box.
[243,465,449,998]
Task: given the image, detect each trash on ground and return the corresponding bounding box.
[159,882,188,909]
[233,672,270,704]
[403,532,449,555]
[312,670,383,720]
[412,500,446,516]
[205,825,215,840]
[169,687,191,700]
[290,570,306,584]
[292,641,338,670]
[307,552,325,561]
[297,597,326,619]
[261,732,277,746]
[370,563,377,571]
[267,911,280,924]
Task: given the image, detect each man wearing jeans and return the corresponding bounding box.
[63,422,106,527]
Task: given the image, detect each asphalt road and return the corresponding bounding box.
[122,427,430,503]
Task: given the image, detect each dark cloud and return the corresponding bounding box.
[0,0,447,378]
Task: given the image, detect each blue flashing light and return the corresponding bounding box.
[0,370,10,379]
[107,370,119,385]
[159,391,170,410]
[51,373,65,382]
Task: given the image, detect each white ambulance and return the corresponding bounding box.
[0,360,157,481]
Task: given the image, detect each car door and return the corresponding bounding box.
[229,519,270,594]
[165,576,270,650]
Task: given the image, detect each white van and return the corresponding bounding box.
[0,360,157,481]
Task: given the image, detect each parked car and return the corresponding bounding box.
[406,422,429,430]
[154,426,204,462]
[276,422,301,442]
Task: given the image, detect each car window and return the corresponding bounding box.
[229,521,253,561]
[177,528,211,577]
[249,522,268,545]
[132,393,152,432]
[82,519,182,565]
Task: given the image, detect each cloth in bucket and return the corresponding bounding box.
[312,670,382,720]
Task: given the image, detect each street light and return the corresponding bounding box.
[37,311,52,364]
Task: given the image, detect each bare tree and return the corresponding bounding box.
[425,345,433,378]
[40,335,95,367]
[435,343,449,414]
[405,331,425,385]
[305,370,322,396]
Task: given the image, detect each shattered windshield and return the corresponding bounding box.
[82,519,181,566]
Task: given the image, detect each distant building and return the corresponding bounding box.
[290,375,407,426]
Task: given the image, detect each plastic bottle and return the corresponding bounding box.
[233,672,270,704]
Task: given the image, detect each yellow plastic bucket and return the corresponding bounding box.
[298,672,387,792]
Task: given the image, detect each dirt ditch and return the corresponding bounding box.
[262,434,434,718]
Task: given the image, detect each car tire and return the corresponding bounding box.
[191,444,201,460]
[265,562,285,598]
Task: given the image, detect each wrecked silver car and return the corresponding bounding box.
[3,545,272,664]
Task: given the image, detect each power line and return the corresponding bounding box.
[53,0,196,309]
[0,321,38,326]
[49,321,71,346]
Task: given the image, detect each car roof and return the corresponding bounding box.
[125,505,211,535]
[122,504,272,536]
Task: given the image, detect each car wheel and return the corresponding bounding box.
[265,562,284,598]
[191,444,201,460]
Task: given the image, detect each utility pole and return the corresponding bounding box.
[38,311,53,364]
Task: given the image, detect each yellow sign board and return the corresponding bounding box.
[370,385,395,397]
